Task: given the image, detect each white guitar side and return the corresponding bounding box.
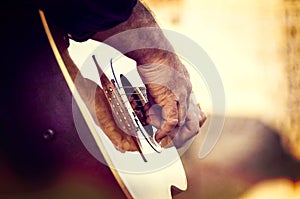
[67,39,188,199]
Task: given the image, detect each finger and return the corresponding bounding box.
[172,106,201,148]
[199,109,207,127]
[122,136,138,151]
[160,136,173,148]
[146,87,156,105]
[155,100,179,142]
[177,100,187,127]
[173,121,199,148]
[145,104,162,128]
[197,103,207,127]
[146,112,162,129]
[143,102,151,112]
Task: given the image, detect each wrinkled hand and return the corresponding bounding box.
[60,50,138,152]
[93,86,138,152]
[137,61,207,148]
[78,79,139,152]
[88,0,207,149]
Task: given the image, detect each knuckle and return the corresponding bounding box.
[194,128,200,135]
[179,120,185,126]
[166,118,179,127]
[190,122,200,135]
[186,80,192,95]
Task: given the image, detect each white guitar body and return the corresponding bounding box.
[80,59,188,199]
[39,13,189,195]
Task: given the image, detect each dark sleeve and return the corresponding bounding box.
[37,0,137,42]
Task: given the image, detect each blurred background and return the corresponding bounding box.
[68,0,300,198]
[143,0,287,128]
[2,0,299,199]
[139,0,300,198]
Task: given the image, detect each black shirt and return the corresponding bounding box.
[37,0,137,41]
[0,1,137,196]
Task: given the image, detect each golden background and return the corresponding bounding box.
[143,0,300,198]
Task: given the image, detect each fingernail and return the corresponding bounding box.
[155,133,162,142]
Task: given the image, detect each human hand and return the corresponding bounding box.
[93,86,139,152]
[137,60,207,148]
[89,0,207,148]
[60,50,138,152]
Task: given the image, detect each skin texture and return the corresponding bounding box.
[92,0,206,148]
[61,49,139,152]
[50,0,206,152]
[50,22,138,152]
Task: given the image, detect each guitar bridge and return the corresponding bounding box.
[92,55,162,162]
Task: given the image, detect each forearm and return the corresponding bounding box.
[91,0,182,68]
[91,0,205,145]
